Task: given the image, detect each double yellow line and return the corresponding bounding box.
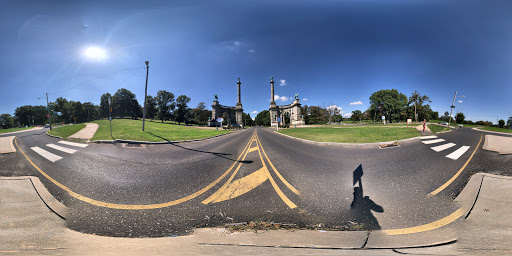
[15,130,299,210]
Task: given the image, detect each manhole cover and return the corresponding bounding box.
[123,143,145,148]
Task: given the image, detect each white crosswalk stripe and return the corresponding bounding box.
[58,141,88,148]
[420,136,438,140]
[46,144,77,154]
[422,139,445,145]
[31,147,62,162]
[446,146,470,160]
[431,143,456,152]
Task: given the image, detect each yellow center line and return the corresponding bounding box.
[256,134,300,195]
[202,134,256,204]
[14,132,255,210]
[383,208,463,235]
[255,134,297,209]
[429,134,483,196]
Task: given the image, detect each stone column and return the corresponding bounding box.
[270,76,275,104]
[237,77,241,104]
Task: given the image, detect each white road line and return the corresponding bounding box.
[31,147,62,162]
[46,144,77,154]
[420,136,438,140]
[431,143,456,152]
[446,146,470,160]
[422,139,445,145]
[58,141,88,148]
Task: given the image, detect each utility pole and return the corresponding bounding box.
[46,93,51,130]
[414,102,417,123]
[142,61,149,131]
[448,91,464,128]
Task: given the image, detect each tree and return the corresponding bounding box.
[350,110,363,122]
[242,112,254,127]
[112,88,139,119]
[190,102,210,125]
[498,119,505,128]
[100,93,112,119]
[145,95,158,120]
[443,111,450,121]
[369,89,408,123]
[175,95,191,125]
[455,112,465,124]
[0,114,16,129]
[431,111,439,120]
[408,91,433,122]
[156,90,175,122]
[254,110,270,126]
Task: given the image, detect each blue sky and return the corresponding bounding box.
[1,0,511,122]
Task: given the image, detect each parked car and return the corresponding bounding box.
[45,124,50,128]
[440,122,448,125]
[459,124,464,128]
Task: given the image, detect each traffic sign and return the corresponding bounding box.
[381,116,385,120]
[217,117,223,123]
[277,117,281,122]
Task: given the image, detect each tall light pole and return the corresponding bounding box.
[448,91,464,128]
[142,61,149,131]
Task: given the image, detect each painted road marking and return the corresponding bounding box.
[421,139,445,145]
[383,208,463,235]
[446,146,470,160]
[16,132,255,209]
[431,143,456,152]
[31,146,62,162]
[58,141,88,148]
[420,136,438,140]
[203,132,299,209]
[46,144,77,154]
[429,134,483,196]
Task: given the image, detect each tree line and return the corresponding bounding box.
[1,87,257,129]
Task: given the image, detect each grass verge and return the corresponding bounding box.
[90,119,230,142]
[478,126,512,133]
[48,124,86,139]
[0,127,33,134]
[278,126,419,143]
[428,124,450,134]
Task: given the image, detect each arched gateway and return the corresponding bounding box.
[209,77,304,128]
[269,77,305,127]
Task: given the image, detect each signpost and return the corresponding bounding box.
[217,117,223,130]
[382,115,386,125]
[407,119,412,128]
[276,117,281,131]
[108,96,113,139]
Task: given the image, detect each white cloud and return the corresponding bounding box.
[251,111,257,114]
[248,49,255,53]
[458,100,463,103]
[326,105,343,113]
[279,79,286,86]
[221,40,242,51]
[344,113,352,118]
[350,101,363,105]
[274,95,289,102]
[302,98,308,101]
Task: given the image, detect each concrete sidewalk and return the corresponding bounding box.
[482,134,512,154]
[2,173,512,255]
[68,123,99,142]
[0,136,16,154]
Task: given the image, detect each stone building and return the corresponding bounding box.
[208,78,243,128]
[268,77,305,127]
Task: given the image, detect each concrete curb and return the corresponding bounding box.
[0,127,42,136]
[472,127,512,136]
[0,136,16,154]
[0,176,67,219]
[91,129,239,144]
[46,129,62,139]
[273,130,422,146]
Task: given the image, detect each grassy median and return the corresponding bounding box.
[427,124,450,134]
[277,125,419,143]
[0,127,32,134]
[90,119,230,142]
[48,124,86,139]
[478,126,512,133]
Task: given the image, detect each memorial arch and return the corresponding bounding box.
[268,77,305,127]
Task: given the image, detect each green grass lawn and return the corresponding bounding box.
[90,119,230,142]
[0,127,33,134]
[427,124,450,134]
[278,126,420,143]
[478,126,512,133]
[48,124,86,139]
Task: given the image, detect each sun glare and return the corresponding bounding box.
[84,46,107,60]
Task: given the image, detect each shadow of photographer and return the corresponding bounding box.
[350,164,384,230]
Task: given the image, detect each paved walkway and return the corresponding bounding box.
[0,127,42,136]
[2,172,512,254]
[68,123,99,142]
[0,136,16,154]
[416,124,434,136]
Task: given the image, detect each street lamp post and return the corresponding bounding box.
[142,61,149,131]
[448,91,464,128]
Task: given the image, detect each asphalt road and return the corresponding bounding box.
[2,126,510,237]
